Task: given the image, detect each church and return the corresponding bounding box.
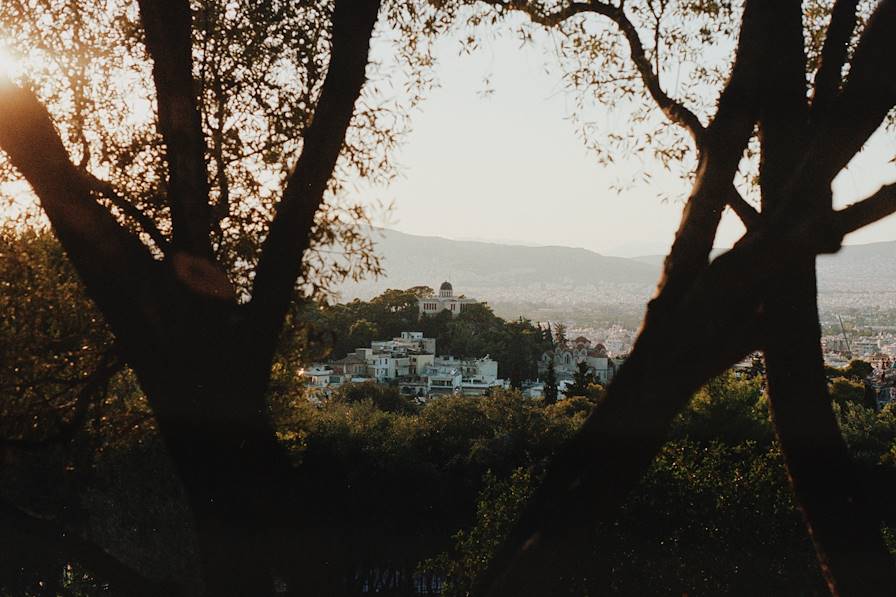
[417,281,479,318]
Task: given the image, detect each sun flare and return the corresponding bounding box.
[0,46,18,79]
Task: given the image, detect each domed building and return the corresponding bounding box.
[418,281,480,318]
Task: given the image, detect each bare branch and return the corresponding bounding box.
[82,172,171,255]
[726,183,760,229]
[249,0,382,358]
[835,181,896,235]
[137,0,213,258]
[811,0,861,119]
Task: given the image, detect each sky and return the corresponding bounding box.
[360,21,896,258]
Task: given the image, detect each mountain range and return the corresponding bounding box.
[335,229,896,304]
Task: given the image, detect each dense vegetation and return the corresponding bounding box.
[4,0,896,592]
[4,226,895,596]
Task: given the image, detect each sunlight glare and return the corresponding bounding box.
[0,45,20,80]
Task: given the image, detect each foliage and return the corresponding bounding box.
[562,360,604,401]
[329,380,418,414]
[0,0,431,298]
[7,273,896,597]
[543,356,558,405]
[429,372,896,596]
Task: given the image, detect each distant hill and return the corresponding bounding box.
[335,231,896,315]
[335,229,660,301]
[634,242,896,293]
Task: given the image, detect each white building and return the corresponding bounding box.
[372,331,436,356]
[311,330,504,400]
[434,355,504,396]
[418,281,479,318]
[302,365,351,398]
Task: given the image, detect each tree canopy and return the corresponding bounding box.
[2,1,896,596]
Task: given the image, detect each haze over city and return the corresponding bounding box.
[361,17,896,257]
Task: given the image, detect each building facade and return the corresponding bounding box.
[541,336,617,385]
[418,281,479,318]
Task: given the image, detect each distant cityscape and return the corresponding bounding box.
[306,277,896,410]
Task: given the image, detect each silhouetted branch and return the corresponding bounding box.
[835,182,896,235]
[726,184,760,228]
[811,0,861,118]
[812,0,896,182]
[652,0,764,309]
[756,0,810,210]
[477,0,599,27]
[764,278,896,596]
[82,172,170,255]
[483,0,705,139]
[249,0,382,361]
[0,81,163,336]
[136,0,213,258]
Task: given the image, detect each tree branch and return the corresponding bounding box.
[835,181,896,236]
[812,0,896,183]
[137,0,213,258]
[811,0,861,119]
[726,183,760,229]
[486,0,705,140]
[651,0,764,312]
[248,0,382,360]
[0,81,163,337]
[82,172,170,256]
[477,0,598,27]
[605,2,705,141]
[755,0,809,213]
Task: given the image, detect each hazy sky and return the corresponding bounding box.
[361,23,896,258]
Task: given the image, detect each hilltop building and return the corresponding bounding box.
[418,281,479,318]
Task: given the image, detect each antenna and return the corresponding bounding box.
[839,315,853,360]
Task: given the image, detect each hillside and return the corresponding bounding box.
[634,242,896,293]
[336,229,660,302]
[335,231,896,323]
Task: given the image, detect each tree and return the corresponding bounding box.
[330,380,418,414]
[437,2,896,596]
[552,322,568,349]
[543,356,559,405]
[562,361,596,399]
[0,0,385,594]
[844,359,874,381]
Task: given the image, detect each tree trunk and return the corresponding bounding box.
[476,285,762,596]
[120,295,294,596]
[764,263,896,597]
